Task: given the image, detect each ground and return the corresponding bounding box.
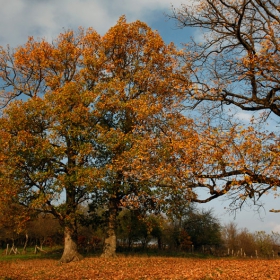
[0,257,280,279]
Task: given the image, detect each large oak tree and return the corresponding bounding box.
[0,17,193,261]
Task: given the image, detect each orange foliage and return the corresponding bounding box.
[0,16,193,260]
[169,0,280,209]
[0,257,280,279]
[0,15,191,216]
[1,13,280,261]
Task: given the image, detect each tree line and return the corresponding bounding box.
[1,206,279,259]
[0,0,279,263]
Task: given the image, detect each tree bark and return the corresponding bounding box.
[101,198,118,258]
[158,236,162,250]
[22,233,28,254]
[60,226,83,263]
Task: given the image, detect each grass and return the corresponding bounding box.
[1,246,259,262]
[0,246,63,261]
[0,246,221,263]
[117,250,216,259]
[116,247,220,259]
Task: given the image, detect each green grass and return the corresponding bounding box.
[0,246,224,262]
[0,246,63,261]
[115,247,220,259]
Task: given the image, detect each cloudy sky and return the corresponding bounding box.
[0,0,279,233]
[0,0,189,47]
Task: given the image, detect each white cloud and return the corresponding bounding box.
[234,112,253,122]
[0,0,183,47]
[265,222,280,233]
[272,224,280,233]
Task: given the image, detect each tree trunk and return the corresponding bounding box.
[158,236,162,250]
[22,233,28,254]
[60,226,83,263]
[101,198,118,258]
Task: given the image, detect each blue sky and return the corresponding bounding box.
[0,0,279,233]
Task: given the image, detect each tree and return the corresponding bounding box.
[222,223,256,256]
[0,93,98,262]
[27,213,61,249]
[182,208,222,248]
[117,210,157,250]
[237,228,256,256]
[153,111,279,212]
[0,17,192,261]
[83,16,192,257]
[222,222,239,252]
[172,0,280,116]
[222,223,280,257]
[170,0,280,210]
[254,231,279,257]
[0,203,31,251]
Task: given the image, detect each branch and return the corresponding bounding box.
[269,209,280,213]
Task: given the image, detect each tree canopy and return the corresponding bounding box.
[0,16,195,262]
[1,3,280,263]
[170,0,280,211]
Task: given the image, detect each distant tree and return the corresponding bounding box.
[117,209,165,250]
[222,224,280,257]
[27,214,61,248]
[222,222,239,253]
[236,228,256,257]
[149,215,165,250]
[178,229,193,251]
[254,231,280,257]
[117,209,147,249]
[182,208,222,248]
[223,224,256,257]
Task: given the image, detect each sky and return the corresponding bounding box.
[0,0,279,234]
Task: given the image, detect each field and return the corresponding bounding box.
[0,256,280,280]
